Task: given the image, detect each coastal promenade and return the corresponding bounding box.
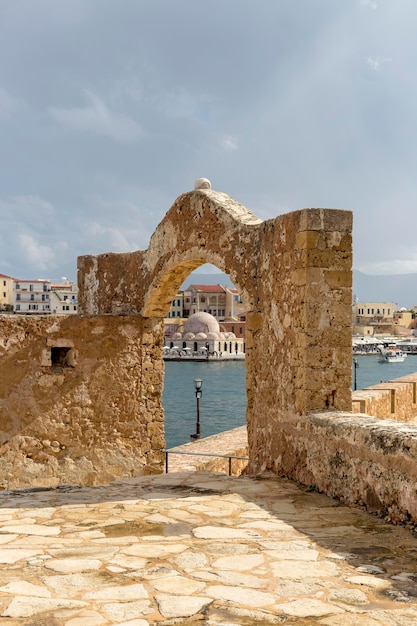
[1,463,417,623]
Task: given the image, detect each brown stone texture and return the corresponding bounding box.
[0,187,353,488]
[0,314,164,488]
[273,410,417,525]
[352,373,417,422]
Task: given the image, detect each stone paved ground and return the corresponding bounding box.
[1,472,417,624]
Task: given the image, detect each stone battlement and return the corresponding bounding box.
[352,372,417,422]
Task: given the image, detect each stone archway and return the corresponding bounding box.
[78,182,353,476]
[0,181,352,487]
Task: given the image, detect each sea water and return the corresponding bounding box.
[163,360,247,448]
[162,356,417,448]
[352,354,417,391]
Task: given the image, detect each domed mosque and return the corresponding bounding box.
[164,311,244,359]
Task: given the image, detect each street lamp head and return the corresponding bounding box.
[194,378,203,391]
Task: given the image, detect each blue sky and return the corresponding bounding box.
[1,0,416,281]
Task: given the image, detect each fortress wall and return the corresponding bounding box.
[352,373,417,422]
[0,314,164,489]
[270,411,417,525]
[0,188,354,488]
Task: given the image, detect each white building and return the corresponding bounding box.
[165,311,244,357]
[50,280,78,315]
[14,279,51,314]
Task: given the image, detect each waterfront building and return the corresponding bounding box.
[225,286,246,320]
[13,278,51,314]
[393,308,417,336]
[166,292,184,318]
[182,284,227,319]
[165,311,244,357]
[0,273,15,311]
[353,301,395,336]
[50,280,78,315]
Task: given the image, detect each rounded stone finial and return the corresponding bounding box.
[194,177,211,190]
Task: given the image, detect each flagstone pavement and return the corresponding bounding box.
[1,470,417,625]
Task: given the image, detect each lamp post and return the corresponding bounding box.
[353,358,359,391]
[191,378,202,441]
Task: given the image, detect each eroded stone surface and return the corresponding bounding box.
[0,189,353,491]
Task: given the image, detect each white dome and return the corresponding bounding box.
[207,332,220,339]
[195,332,207,339]
[172,332,182,339]
[184,332,195,339]
[184,312,220,335]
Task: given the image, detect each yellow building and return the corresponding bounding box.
[0,273,15,311]
[352,301,395,336]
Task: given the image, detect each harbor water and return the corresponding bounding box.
[162,356,417,448]
[163,360,246,448]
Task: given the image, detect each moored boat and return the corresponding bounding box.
[378,348,407,363]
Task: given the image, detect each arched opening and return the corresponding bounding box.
[76,186,352,482]
[159,263,248,449]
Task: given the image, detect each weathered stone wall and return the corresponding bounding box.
[273,411,417,525]
[78,188,353,479]
[0,185,353,488]
[352,373,417,422]
[0,314,164,488]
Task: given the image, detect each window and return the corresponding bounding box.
[239,327,243,334]
[73,306,77,311]
[177,299,181,306]
[3,292,5,298]
[30,294,34,301]
[51,347,72,368]
[16,283,20,289]
[29,284,34,292]
[3,280,5,286]
[200,296,206,303]
[43,283,49,292]
[15,304,20,311]
[16,294,20,301]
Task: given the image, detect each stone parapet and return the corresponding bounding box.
[257,410,417,525]
[352,372,417,422]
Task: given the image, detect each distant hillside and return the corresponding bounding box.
[182,269,417,310]
[353,271,417,309]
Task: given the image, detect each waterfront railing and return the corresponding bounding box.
[162,449,249,476]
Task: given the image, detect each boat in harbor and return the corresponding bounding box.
[378,347,407,363]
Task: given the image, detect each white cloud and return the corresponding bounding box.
[359,253,417,275]
[366,56,392,71]
[219,136,238,152]
[87,222,138,252]
[49,91,143,143]
[18,234,55,272]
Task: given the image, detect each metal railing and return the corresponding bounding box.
[162,449,249,476]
